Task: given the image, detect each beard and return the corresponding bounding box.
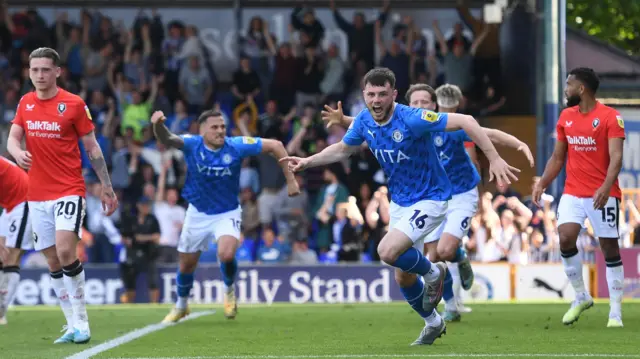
[368,103,393,123]
[565,94,581,107]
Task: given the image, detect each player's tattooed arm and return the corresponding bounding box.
[82,131,113,189]
[152,120,184,149]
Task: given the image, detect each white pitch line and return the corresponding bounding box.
[106,354,640,359]
[66,310,215,359]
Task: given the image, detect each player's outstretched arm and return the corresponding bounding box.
[446,113,520,185]
[322,101,355,128]
[483,128,535,167]
[532,140,567,206]
[81,131,119,215]
[261,139,301,196]
[150,111,184,149]
[6,125,31,170]
[280,141,359,172]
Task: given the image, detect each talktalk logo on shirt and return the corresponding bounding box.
[566,136,596,145]
[26,120,61,132]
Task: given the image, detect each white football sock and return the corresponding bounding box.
[424,264,441,283]
[444,297,457,312]
[605,260,624,318]
[0,269,7,299]
[448,262,462,298]
[50,272,74,331]
[63,261,89,331]
[424,309,442,326]
[176,297,188,309]
[3,268,20,307]
[561,250,587,298]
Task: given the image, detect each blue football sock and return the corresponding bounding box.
[391,247,432,276]
[400,276,431,319]
[220,259,238,287]
[452,246,466,263]
[176,271,194,298]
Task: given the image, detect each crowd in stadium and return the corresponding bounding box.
[0,2,638,269]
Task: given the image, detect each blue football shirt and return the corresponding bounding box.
[180,135,263,215]
[432,130,481,195]
[342,103,452,206]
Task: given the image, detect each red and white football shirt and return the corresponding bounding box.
[556,101,626,199]
[12,88,95,201]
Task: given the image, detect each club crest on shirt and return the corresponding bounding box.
[421,110,437,123]
[434,135,444,147]
[617,115,625,129]
[57,102,66,115]
[223,153,232,164]
[242,136,257,144]
[392,130,403,143]
[592,118,599,128]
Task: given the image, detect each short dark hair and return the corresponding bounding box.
[363,67,396,89]
[568,67,600,94]
[29,47,61,66]
[405,83,437,104]
[197,110,223,124]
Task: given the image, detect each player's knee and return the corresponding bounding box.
[437,239,457,261]
[394,269,417,288]
[557,224,580,250]
[377,242,399,264]
[218,249,236,263]
[43,248,62,272]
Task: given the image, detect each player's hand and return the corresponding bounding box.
[150,111,166,124]
[322,101,346,129]
[517,142,535,168]
[593,185,610,210]
[279,156,310,172]
[488,157,520,187]
[15,150,33,170]
[531,179,545,207]
[101,186,119,216]
[286,178,301,197]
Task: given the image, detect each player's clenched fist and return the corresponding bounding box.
[14,150,32,170]
[101,187,119,216]
[150,111,166,124]
[279,156,310,173]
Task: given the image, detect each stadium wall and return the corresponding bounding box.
[481,116,537,195]
[10,262,617,306]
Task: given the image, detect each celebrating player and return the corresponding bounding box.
[533,67,626,328]
[151,110,300,323]
[283,68,520,345]
[323,83,533,323]
[7,48,118,344]
[0,156,32,325]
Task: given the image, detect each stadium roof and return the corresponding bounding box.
[567,27,640,102]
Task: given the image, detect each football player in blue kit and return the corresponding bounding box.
[282,67,520,345]
[424,84,534,321]
[150,110,300,323]
[323,82,533,324]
